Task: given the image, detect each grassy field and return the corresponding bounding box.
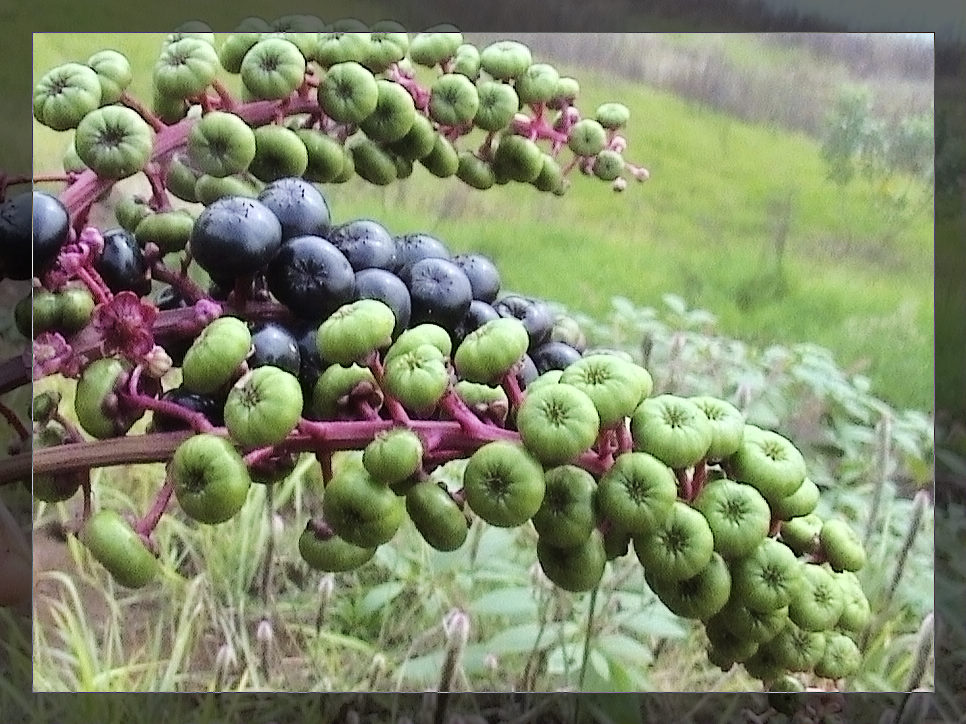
[32,33,934,415]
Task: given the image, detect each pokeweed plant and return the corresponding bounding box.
[0,21,934,695]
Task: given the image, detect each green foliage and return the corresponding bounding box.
[820,84,934,245]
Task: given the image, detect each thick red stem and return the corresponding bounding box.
[134,478,174,537]
[0,400,29,441]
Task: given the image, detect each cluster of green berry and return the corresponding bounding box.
[39,283,869,688]
[33,22,647,211]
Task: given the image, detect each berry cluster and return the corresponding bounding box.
[30,23,648,231]
[14,25,868,691]
[23,176,868,688]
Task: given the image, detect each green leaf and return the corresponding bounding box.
[596,633,655,667]
[485,621,579,655]
[397,643,491,685]
[358,581,405,616]
[617,607,688,640]
[469,586,538,618]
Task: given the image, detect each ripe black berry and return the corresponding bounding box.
[249,321,301,376]
[0,191,70,280]
[353,267,411,338]
[452,253,501,303]
[152,387,224,431]
[266,234,355,320]
[257,177,331,240]
[95,228,151,295]
[391,232,451,273]
[189,196,283,279]
[404,257,473,332]
[328,218,397,271]
[531,341,582,374]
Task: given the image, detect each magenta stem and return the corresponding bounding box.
[120,91,166,133]
[386,65,430,111]
[367,355,410,425]
[76,266,112,306]
[210,79,237,112]
[439,390,517,442]
[134,478,174,537]
[118,389,214,433]
[691,460,708,497]
[501,372,526,413]
[0,400,29,441]
[150,261,208,303]
[51,411,85,444]
[676,467,693,501]
[144,164,173,212]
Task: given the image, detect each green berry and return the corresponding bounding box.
[322,461,405,547]
[383,343,449,413]
[170,433,253,524]
[80,509,160,588]
[516,383,600,466]
[406,480,469,552]
[363,427,424,485]
[819,518,867,572]
[537,529,607,593]
[531,465,599,548]
[299,520,376,571]
[182,316,252,395]
[631,394,712,469]
[463,440,545,528]
[223,366,303,448]
[317,299,395,365]
[596,452,677,537]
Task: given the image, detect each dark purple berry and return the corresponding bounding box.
[293,322,324,402]
[189,196,283,279]
[404,256,473,332]
[266,235,355,321]
[257,177,331,240]
[328,218,396,271]
[452,253,501,303]
[391,232,450,273]
[531,341,582,374]
[353,268,411,338]
[249,321,301,376]
[95,228,151,295]
[151,387,223,431]
[516,353,539,389]
[494,294,554,350]
[0,191,70,280]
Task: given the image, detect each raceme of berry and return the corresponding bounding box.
[19,25,868,691]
